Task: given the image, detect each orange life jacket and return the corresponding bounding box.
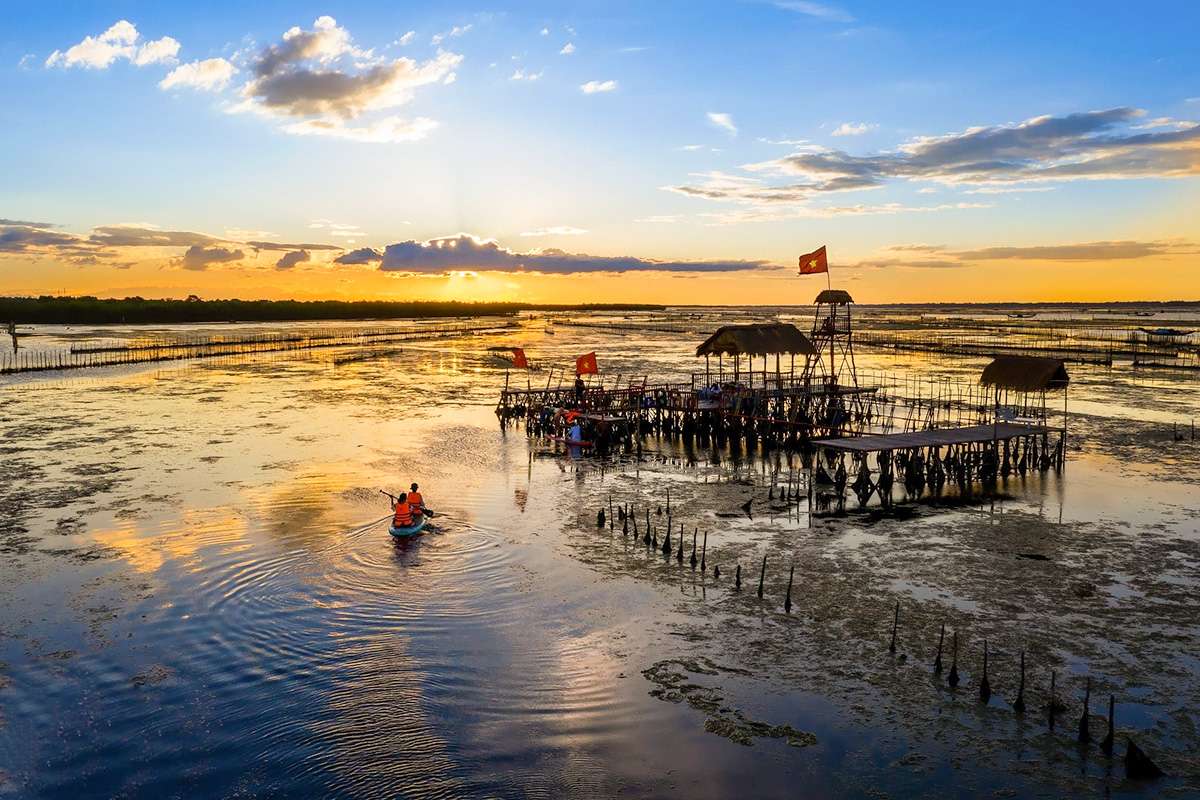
[407,491,424,509]
[393,502,413,526]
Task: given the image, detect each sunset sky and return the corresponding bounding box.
[2,1,1198,304]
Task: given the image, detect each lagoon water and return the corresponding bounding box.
[2,309,1200,798]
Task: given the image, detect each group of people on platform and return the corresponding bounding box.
[390,483,427,528]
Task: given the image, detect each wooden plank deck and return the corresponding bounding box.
[813,422,1050,453]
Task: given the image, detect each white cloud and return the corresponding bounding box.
[520,226,588,236]
[758,136,812,146]
[540,27,550,36]
[559,42,575,55]
[634,215,684,223]
[510,68,544,81]
[962,185,1056,195]
[431,24,472,45]
[282,115,439,143]
[831,121,875,136]
[45,21,180,70]
[707,111,737,136]
[680,144,704,151]
[396,31,416,46]
[698,201,991,225]
[160,58,236,91]
[1131,116,1198,131]
[46,20,140,69]
[225,228,279,240]
[770,1,855,23]
[581,79,617,94]
[308,220,367,238]
[132,36,181,66]
[18,54,35,69]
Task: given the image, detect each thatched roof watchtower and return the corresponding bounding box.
[804,289,858,388]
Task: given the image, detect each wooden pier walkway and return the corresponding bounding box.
[814,422,1051,453]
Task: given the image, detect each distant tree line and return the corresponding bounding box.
[0,296,665,324]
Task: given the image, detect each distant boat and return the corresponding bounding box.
[1007,312,1035,319]
[1139,327,1195,338]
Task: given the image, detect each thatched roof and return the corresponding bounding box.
[696,323,818,357]
[815,289,854,304]
[980,356,1069,392]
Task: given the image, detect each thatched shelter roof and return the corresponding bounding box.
[815,289,854,304]
[980,356,1069,392]
[696,323,818,357]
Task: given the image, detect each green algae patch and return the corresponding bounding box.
[643,657,817,749]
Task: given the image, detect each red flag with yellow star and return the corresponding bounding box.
[798,245,828,275]
[575,352,598,375]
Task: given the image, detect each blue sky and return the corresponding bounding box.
[2,1,1198,301]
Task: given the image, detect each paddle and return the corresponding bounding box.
[379,489,436,518]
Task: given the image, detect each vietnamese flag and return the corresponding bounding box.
[511,347,529,369]
[575,352,599,375]
[798,245,828,275]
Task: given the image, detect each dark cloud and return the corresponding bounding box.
[952,241,1188,261]
[179,245,244,271]
[379,234,772,274]
[850,239,1198,270]
[848,257,965,270]
[250,63,418,118]
[253,23,337,78]
[0,218,55,228]
[89,225,223,248]
[768,109,1200,186]
[248,240,341,251]
[334,247,383,264]
[0,219,346,269]
[0,224,80,252]
[239,15,461,138]
[885,244,947,253]
[275,249,311,270]
[668,108,1200,206]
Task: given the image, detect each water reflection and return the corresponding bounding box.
[0,314,1198,797]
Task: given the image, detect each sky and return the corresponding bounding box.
[2,0,1198,304]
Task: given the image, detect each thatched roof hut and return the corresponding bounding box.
[980,356,1069,392]
[815,289,854,304]
[695,323,818,357]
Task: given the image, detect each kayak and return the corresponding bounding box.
[389,515,430,538]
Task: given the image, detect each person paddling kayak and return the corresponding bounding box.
[391,492,414,527]
[407,483,425,518]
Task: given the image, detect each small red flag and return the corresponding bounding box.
[575,352,598,375]
[798,245,828,275]
[511,347,529,369]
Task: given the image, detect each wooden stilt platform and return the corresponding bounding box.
[814,422,1050,453]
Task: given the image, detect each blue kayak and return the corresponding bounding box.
[389,515,430,538]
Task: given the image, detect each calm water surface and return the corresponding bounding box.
[2,311,1200,798]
